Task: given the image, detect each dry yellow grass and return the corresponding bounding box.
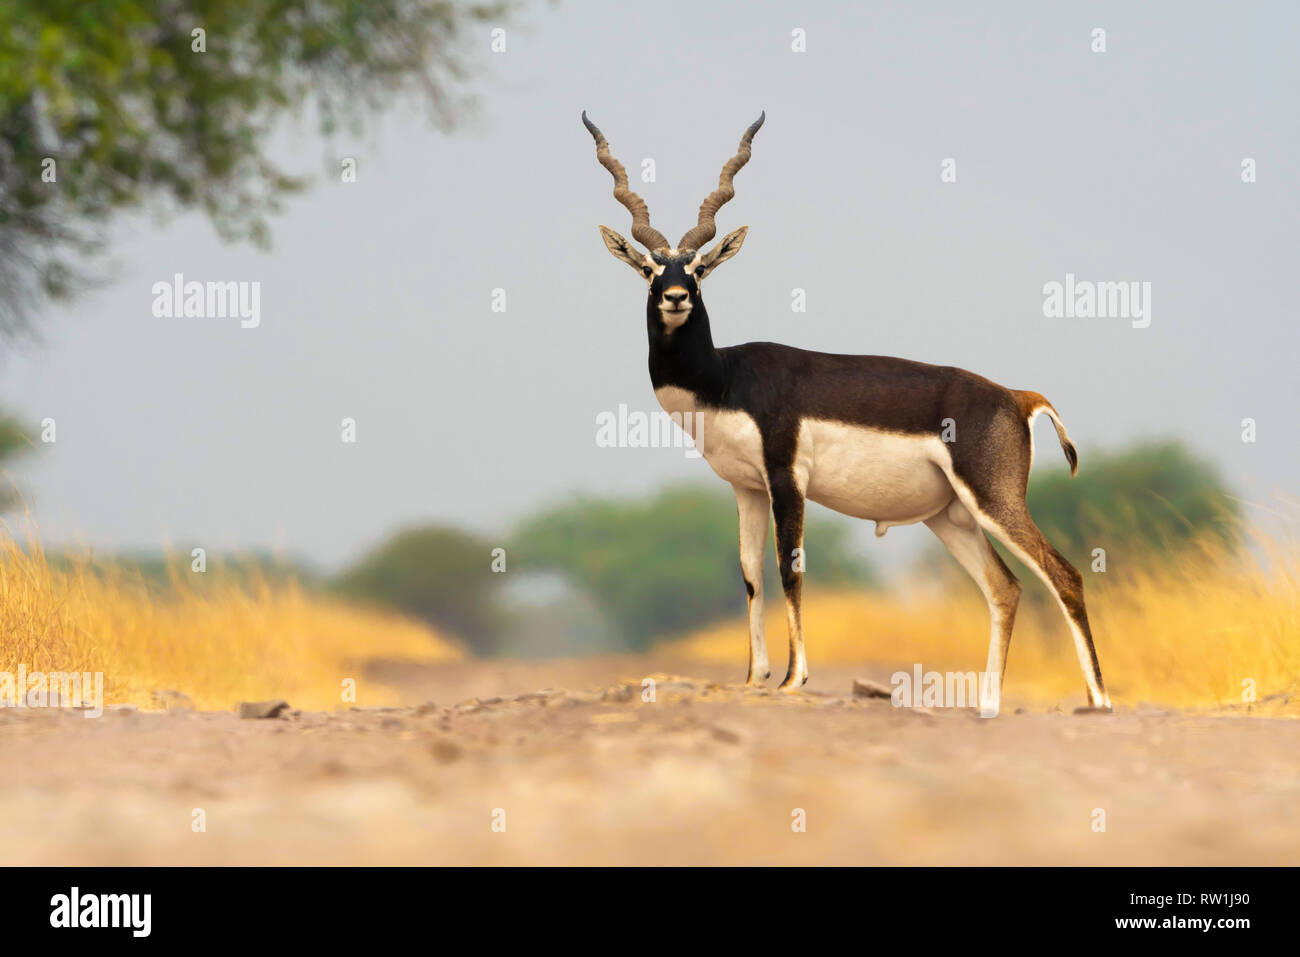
[669,529,1300,714]
[0,530,461,711]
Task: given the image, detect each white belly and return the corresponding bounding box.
[801,419,953,524]
[654,387,955,527]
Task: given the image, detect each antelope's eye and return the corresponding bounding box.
[642,266,652,277]
[694,267,705,278]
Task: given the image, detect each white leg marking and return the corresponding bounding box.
[735,484,771,684]
[924,502,1018,717]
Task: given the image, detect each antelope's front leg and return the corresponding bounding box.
[769,471,808,692]
[735,485,771,685]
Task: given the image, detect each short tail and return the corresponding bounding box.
[1015,390,1078,476]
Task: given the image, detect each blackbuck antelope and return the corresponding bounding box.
[582,111,1110,715]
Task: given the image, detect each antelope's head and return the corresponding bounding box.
[583,111,763,332]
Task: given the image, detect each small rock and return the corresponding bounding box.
[239,699,291,719]
[313,758,348,778]
[153,689,195,711]
[429,735,464,763]
[709,724,745,745]
[852,678,892,699]
[515,689,565,705]
[560,691,604,706]
[602,684,634,703]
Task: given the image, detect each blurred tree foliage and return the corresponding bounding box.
[332,485,876,656]
[0,0,503,333]
[1023,439,1240,564]
[333,525,503,653]
[511,484,876,651]
[0,413,32,511]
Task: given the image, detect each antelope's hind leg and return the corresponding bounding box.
[979,500,1109,710]
[924,500,1021,717]
[949,488,1111,711]
[734,484,772,685]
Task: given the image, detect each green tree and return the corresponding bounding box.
[0,413,32,511]
[511,484,876,650]
[0,0,502,333]
[1024,439,1240,565]
[333,525,499,652]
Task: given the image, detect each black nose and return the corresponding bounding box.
[664,291,688,306]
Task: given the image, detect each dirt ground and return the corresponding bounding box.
[1,655,1295,865]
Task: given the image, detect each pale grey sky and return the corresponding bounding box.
[1,0,1296,569]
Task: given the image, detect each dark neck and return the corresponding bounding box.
[646,299,727,403]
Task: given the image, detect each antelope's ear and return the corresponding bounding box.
[696,226,748,279]
[599,226,649,274]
